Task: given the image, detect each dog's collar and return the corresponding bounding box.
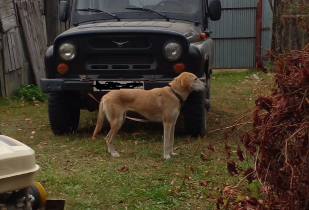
[168,84,184,105]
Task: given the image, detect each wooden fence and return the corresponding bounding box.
[0,0,28,97]
[0,0,69,97]
[0,0,47,97]
[273,1,309,53]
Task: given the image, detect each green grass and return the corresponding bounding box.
[0,69,273,210]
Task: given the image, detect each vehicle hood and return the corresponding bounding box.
[59,21,204,43]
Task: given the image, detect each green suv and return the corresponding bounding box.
[40,0,221,136]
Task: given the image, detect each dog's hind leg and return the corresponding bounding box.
[92,100,105,139]
[105,112,125,157]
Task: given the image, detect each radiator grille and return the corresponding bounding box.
[87,54,155,64]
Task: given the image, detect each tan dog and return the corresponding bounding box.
[92,72,206,159]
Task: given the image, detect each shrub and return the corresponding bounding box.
[224,46,309,210]
[12,84,47,102]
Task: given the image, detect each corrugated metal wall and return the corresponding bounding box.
[261,0,273,59]
[209,0,258,69]
[209,0,273,69]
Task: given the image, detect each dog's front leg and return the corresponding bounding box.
[169,121,177,156]
[163,122,173,159]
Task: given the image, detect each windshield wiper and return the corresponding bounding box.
[125,7,169,21]
[76,8,120,21]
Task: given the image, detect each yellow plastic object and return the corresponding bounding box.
[34,182,47,208]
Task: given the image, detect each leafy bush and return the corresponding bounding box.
[224,46,309,210]
[12,84,47,102]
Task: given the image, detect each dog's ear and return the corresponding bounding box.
[180,75,191,90]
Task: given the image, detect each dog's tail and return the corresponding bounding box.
[92,99,105,139]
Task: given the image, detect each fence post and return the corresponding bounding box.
[255,0,262,62]
[0,34,4,97]
[45,0,59,45]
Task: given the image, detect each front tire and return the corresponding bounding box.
[184,90,207,137]
[48,92,80,135]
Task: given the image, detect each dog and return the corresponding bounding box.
[92,72,206,159]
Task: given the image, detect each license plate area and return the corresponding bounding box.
[93,81,144,91]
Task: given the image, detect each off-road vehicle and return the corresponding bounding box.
[40,0,221,136]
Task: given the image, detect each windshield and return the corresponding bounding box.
[74,0,203,24]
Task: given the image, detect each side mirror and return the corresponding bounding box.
[208,0,221,21]
[59,1,69,22]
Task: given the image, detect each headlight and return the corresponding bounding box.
[58,43,76,61]
[163,42,182,61]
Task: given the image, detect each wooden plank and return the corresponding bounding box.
[1,19,17,33]
[0,2,14,13]
[45,0,59,45]
[4,69,21,97]
[15,27,29,85]
[2,33,12,73]
[8,29,20,71]
[33,0,46,56]
[12,28,22,69]
[14,27,25,63]
[0,9,15,19]
[42,15,47,46]
[0,38,6,97]
[0,0,13,7]
[1,14,16,23]
[16,0,46,87]
[0,15,17,32]
[7,31,16,71]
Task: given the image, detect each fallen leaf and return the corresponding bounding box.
[237,145,244,162]
[199,180,209,187]
[227,160,238,176]
[118,166,129,172]
[132,133,140,137]
[200,153,207,161]
[174,146,180,150]
[207,143,216,152]
[245,196,259,206]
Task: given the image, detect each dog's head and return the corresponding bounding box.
[175,72,206,92]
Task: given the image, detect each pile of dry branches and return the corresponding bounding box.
[226,45,309,209]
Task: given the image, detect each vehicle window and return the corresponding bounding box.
[76,0,200,15]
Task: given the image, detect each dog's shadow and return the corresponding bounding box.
[76,111,187,139]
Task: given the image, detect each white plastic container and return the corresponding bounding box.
[0,135,40,193]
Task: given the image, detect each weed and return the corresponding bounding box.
[12,84,47,102]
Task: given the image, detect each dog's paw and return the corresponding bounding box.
[171,152,178,156]
[164,154,171,159]
[111,152,120,157]
[91,136,96,140]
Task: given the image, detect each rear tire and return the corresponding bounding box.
[184,90,206,137]
[205,77,211,111]
[48,92,80,135]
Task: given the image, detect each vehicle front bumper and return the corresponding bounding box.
[40,78,173,93]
